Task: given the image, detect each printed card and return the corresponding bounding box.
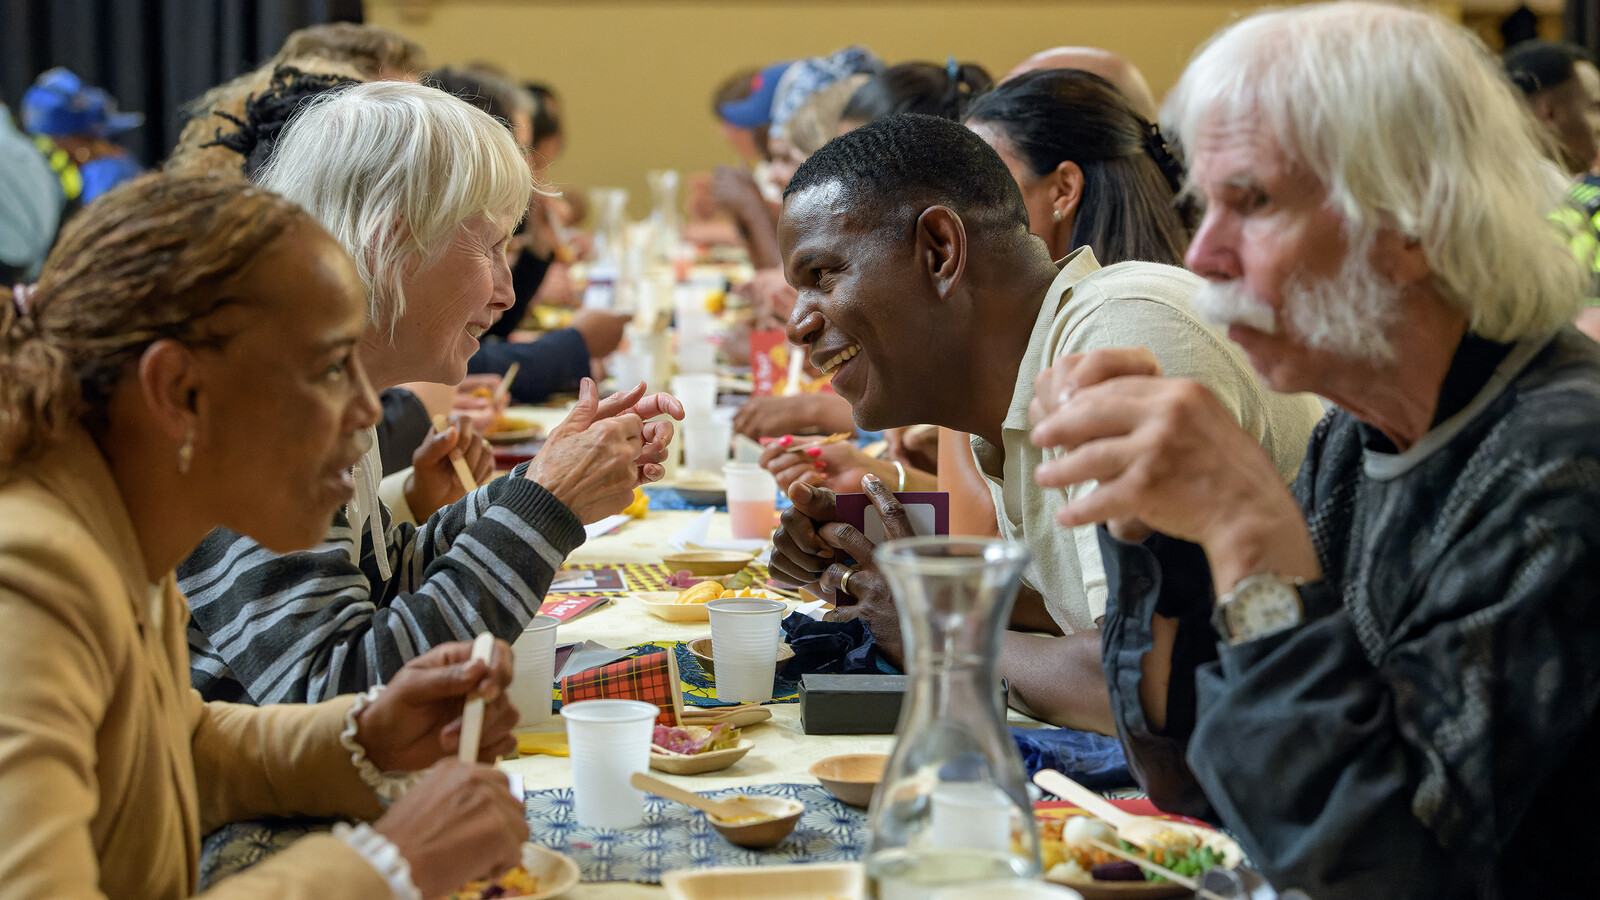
[833,491,950,543]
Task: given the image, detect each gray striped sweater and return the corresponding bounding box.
[179,461,584,704]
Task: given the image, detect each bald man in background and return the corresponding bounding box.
[1004,46,1159,122]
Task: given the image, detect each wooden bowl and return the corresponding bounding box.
[706,795,805,849]
[673,479,727,506]
[663,550,754,577]
[687,637,795,677]
[808,753,888,809]
[650,738,755,775]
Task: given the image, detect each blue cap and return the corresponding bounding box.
[21,68,144,138]
[717,61,793,129]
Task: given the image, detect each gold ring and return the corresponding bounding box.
[838,567,857,596]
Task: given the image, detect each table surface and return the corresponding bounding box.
[502,509,895,898]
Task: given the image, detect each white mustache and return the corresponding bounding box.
[1194,281,1278,334]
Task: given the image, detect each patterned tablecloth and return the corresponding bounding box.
[525,783,865,883]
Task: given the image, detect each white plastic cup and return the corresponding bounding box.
[928,781,1014,851]
[561,699,659,829]
[706,597,787,702]
[508,615,559,729]
[722,462,777,539]
[681,414,732,475]
[671,373,718,419]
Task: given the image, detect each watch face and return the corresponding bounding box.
[1224,576,1302,642]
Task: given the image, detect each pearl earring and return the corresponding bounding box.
[1052,208,1063,222]
[177,426,195,475]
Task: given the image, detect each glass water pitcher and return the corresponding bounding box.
[866,536,1040,899]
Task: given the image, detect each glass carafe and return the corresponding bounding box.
[645,169,681,263]
[866,537,1039,899]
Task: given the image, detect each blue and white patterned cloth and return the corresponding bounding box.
[526,783,865,883]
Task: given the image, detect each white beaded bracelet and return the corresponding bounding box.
[340,685,421,807]
[333,821,422,900]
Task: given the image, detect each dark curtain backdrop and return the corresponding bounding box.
[0,0,362,168]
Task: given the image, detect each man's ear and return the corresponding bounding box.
[1373,229,1431,289]
[136,339,203,445]
[916,205,967,300]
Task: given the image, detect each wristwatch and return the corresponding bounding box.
[1211,573,1304,645]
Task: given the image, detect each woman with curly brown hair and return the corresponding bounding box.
[0,171,529,900]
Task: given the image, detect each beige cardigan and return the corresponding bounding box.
[0,428,391,900]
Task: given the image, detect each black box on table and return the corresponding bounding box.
[799,673,907,734]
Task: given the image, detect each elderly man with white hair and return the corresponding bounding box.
[1028,3,1600,897]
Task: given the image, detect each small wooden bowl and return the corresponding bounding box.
[687,637,795,677]
[809,753,888,808]
[673,479,727,506]
[663,550,754,577]
[650,738,755,775]
[706,795,805,849]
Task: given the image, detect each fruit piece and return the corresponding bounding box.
[622,487,649,519]
[674,581,724,605]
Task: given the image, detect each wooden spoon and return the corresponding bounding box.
[492,362,520,407]
[1084,837,1230,900]
[432,414,480,492]
[1033,768,1177,851]
[681,704,773,727]
[629,772,747,819]
[456,632,496,763]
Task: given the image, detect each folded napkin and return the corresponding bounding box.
[777,612,892,679]
[583,513,631,540]
[515,732,570,757]
[668,508,770,555]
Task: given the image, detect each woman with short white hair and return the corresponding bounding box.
[179,80,681,706]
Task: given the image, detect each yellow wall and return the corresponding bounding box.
[367,1,1461,214]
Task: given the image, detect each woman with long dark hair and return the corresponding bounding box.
[965,67,1190,266]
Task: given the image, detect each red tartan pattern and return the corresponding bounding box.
[558,649,683,726]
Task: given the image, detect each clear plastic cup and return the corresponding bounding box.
[671,373,718,419]
[508,615,559,729]
[681,413,732,475]
[561,699,659,829]
[706,597,787,702]
[722,462,777,539]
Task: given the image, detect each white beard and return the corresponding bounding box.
[1194,254,1402,365]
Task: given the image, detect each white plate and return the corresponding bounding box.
[451,842,579,899]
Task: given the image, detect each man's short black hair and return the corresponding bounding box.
[784,112,1029,241]
[1504,40,1591,95]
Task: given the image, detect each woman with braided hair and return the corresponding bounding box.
[0,170,530,899]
